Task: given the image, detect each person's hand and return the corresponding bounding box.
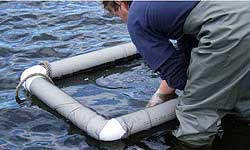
[146,89,177,108]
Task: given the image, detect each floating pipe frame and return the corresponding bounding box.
[20,42,178,141]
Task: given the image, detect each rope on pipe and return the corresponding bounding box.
[39,61,52,77]
[16,61,54,104]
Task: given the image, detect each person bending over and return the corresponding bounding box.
[103,0,250,147]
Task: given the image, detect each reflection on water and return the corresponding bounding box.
[56,59,160,118]
[0,1,250,150]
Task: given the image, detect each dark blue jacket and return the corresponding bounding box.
[127,1,199,90]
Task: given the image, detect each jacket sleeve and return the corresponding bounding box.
[157,49,189,90]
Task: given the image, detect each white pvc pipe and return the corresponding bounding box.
[50,42,137,78]
[20,65,47,91]
[99,119,126,141]
[29,77,177,141]
[20,42,177,141]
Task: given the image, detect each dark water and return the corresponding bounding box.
[0,1,250,150]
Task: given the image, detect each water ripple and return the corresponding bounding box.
[0,1,129,98]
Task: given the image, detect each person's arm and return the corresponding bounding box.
[127,2,186,107]
[146,47,190,107]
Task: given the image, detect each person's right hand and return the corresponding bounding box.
[146,89,177,108]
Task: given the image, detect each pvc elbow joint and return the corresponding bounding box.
[20,65,47,92]
[99,119,126,141]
